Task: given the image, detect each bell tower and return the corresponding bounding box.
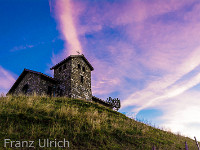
[50,54,94,100]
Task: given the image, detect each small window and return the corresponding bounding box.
[59,67,62,72]
[81,76,83,83]
[22,84,29,94]
[47,86,52,96]
[78,64,81,69]
[82,67,85,72]
[63,64,66,70]
[60,89,63,96]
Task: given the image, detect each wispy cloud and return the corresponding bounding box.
[122,46,200,109]
[10,44,34,52]
[0,66,16,94]
[53,0,82,55]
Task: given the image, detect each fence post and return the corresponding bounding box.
[194,136,200,150]
[185,141,188,150]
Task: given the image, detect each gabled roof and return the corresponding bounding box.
[7,69,56,95]
[50,54,94,71]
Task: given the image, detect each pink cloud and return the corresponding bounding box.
[90,41,146,99]
[112,0,197,25]
[0,66,16,94]
[121,45,200,110]
[53,0,82,55]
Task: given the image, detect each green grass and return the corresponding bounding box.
[0,96,197,149]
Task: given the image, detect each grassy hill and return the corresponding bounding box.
[0,96,197,149]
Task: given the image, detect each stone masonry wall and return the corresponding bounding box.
[13,72,41,95]
[39,77,56,95]
[71,57,92,101]
[13,72,55,95]
[54,60,72,97]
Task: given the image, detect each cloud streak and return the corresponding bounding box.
[122,46,200,110]
[10,44,34,52]
[54,0,82,55]
[0,66,16,94]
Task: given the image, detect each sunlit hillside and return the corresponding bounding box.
[0,96,197,149]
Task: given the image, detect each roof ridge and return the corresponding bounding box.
[50,54,94,71]
[24,68,55,80]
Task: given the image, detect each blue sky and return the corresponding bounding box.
[0,1,56,73]
[1,0,200,139]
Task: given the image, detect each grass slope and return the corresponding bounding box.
[0,96,197,149]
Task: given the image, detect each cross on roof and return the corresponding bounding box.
[76,50,80,55]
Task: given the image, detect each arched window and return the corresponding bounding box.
[22,84,29,94]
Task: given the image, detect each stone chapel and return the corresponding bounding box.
[7,54,94,101]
